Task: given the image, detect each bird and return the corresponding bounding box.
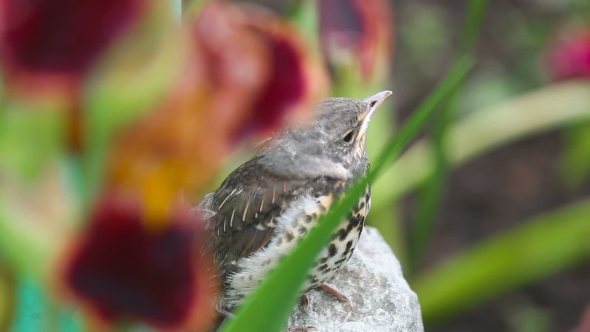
[198,90,392,317]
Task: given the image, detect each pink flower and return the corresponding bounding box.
[546,27,590,80]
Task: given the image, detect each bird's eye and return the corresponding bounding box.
[342,130,355,144]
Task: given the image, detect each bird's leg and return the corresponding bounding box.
[284,294,319,332]
[320,283,354,308]
[300,293,310,312]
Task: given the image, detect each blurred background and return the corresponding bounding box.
[1,0,589,331]
[394,1,590,331]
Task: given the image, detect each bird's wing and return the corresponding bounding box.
[201,157,319,279]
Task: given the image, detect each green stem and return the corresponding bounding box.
[411,0,487,271]
[459,0,488,54]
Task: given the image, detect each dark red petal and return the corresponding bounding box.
[190,2,328,143]
[63,194,216,329]
[244,34,306,137]
[319,0,364,51]
[236,6,329,139]
[319,0,393,81]
[191,1,271,146]
[0,0,142,75]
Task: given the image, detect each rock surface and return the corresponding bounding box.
[288,227,424,332]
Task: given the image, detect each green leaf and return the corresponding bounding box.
[458,0,488,55]
[287,0,320,59]
[0,104,66,181]
[219,56,472,332]
[506,304,551,332]
[0,158,79,278]
[560,120,590,187]
[413,199,590,324]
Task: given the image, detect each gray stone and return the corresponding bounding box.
[288,227,424,332]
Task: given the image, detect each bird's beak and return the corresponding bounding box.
[358,90,393,138]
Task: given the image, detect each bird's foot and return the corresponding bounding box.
[286,325,318,332]
[218,308,235,318]
[320,283,353,308]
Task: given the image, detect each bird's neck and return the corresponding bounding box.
[256,153,369,182]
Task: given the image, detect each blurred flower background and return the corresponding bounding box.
[0,0,589,331]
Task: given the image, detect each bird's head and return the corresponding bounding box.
[258,91,392,180]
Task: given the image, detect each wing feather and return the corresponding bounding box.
[200,156,348,280]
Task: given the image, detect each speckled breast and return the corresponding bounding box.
[222,184,371,307]
[303,186,371,291]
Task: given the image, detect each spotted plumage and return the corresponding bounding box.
[197,91,391,313]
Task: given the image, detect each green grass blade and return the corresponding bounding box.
[414,199,590,324]
[219,56,472,332]
[561,120,590,187]
[411,0,487,270]
[371,80,590,218]
[459,0,488,54]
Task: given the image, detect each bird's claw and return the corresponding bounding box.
[320,283,354,308]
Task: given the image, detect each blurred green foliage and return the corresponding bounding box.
[414,199,590,323]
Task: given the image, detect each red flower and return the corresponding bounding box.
[242,11,312,138]
[191,1,329,144]
[0,0,143,77]
[0,0,150,151]
[546,27,590,80]
[62,194,217,330]
[319,0,394,82]
[103,1,329,231]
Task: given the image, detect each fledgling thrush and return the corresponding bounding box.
[199,91,392,316]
